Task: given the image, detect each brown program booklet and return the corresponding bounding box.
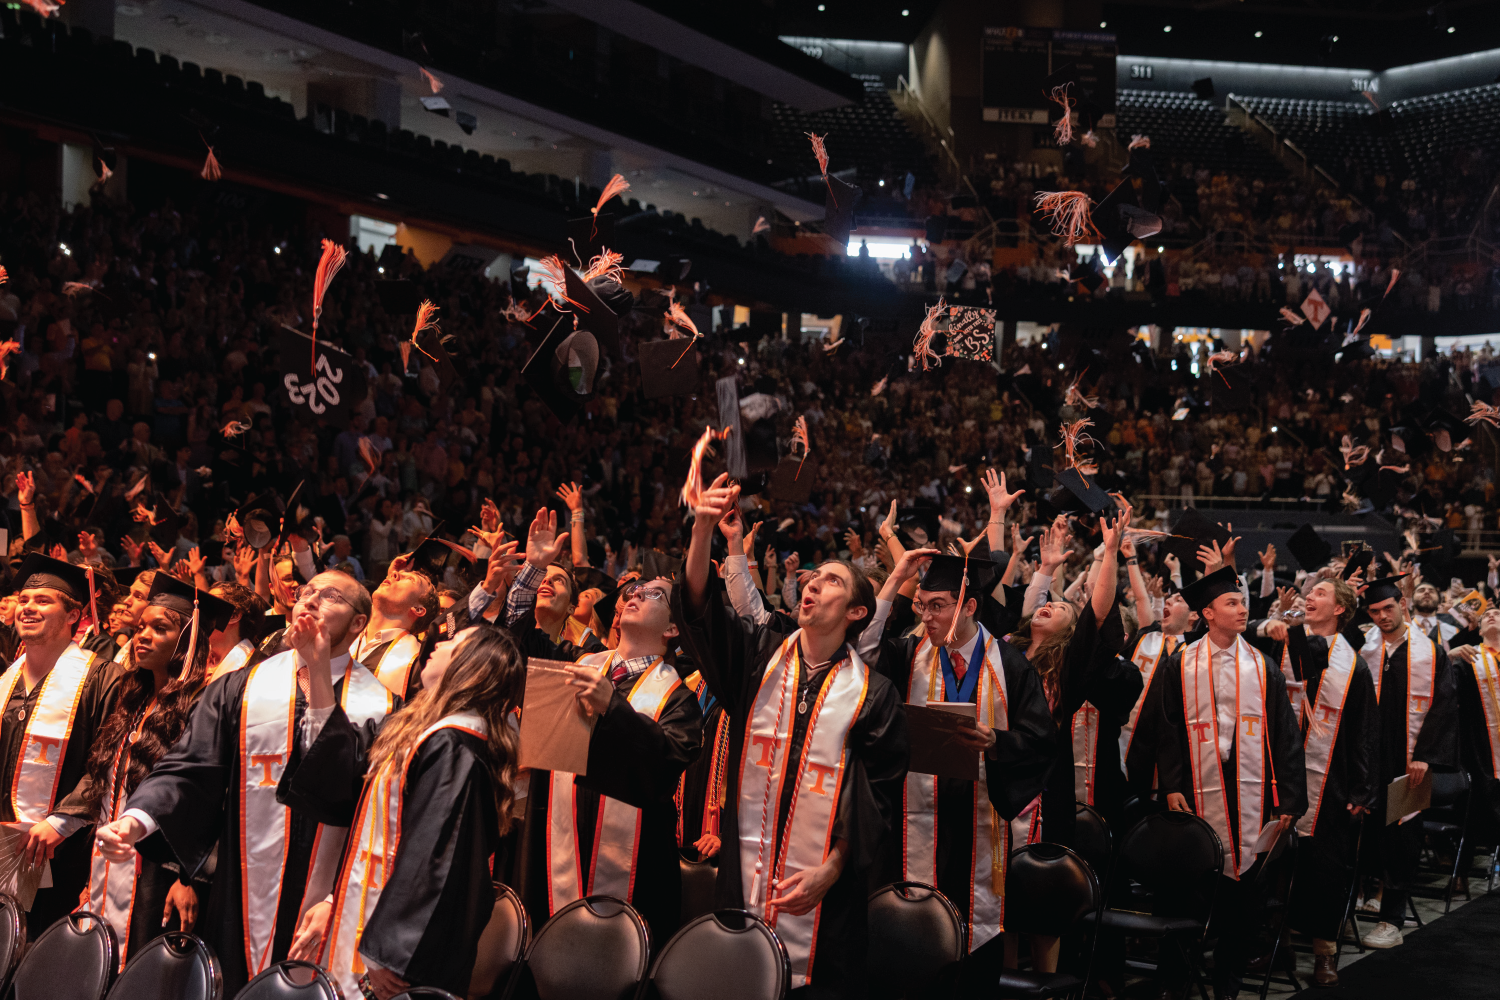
[518,659,597,776]
[904,702,981,781]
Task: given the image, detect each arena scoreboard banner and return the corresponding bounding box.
[981,27,1116,129]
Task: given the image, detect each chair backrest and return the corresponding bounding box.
[0,892,25,991]
[679,854,718,925]
[467,884,529,1000]
[1430,769,1471,809]
[865,882,965,994]
[11,911,117,1000]
[106,932,220,1000]
[1119,811,1223,891]
[1073,803,1113,881]
[524,896,649,1000]
[233,961,339,1000]
[1003,844,1100,937]
[651,910,788,1000]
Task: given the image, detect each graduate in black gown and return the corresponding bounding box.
[498,508,702,944]
[1448,608,1500,891]
[1358,579,1458,948]
[56,577,235,969]
[95,570,398,996]
[1156,566,1306,999]
[283,624,524,998]
[870,546,1055,983]
[674,476,908,998]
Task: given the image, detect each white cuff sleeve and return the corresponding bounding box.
[1259,570,1276,598]
[1023,574,1053,616]
[722,555,771,626]
[122,808,160,837]
[294,545,317,581]
[45,813,88,839]
[301,704,335,750]
[855,598,895,662]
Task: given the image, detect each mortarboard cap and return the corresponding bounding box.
[1181,565,1241,613]
[823,175,859,247]
[1050,467,1118,519]
[641,548,682,581]
[896,505,941,549]
[236,492,283,550]
[522,315,589,423]
[14,554,90,602]
[1069,261,1104,293]
[1090,145,1164,263]
[146,574,237,635]
[768,456,816,504]
[1165,507,1233,571]
[1362,573,1408,607]
[1286,524,1332,572]
[562,265,621,360]
[919,554,999,597]
[411,324,461,396]
[638,339,700,399]
[22,517,67,553]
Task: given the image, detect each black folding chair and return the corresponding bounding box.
[679,851,718,925]
[997,843,1101,1000]
[1417,769,1474,912]
[0,891,25,994]
[11,910,117,1000]
[1087,811,1223,1000]
[105,932,220,1000]
[504,895,649,1000]
[1073,802,1113,887]
[232,961,338,1000]
[1238,829,1300,999]
[865,882,966,1000]
[469,884,530,1000]
[648,909,788,1000]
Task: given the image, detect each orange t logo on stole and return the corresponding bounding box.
[1189,721,1214,743]
[751,735,780,767]
[806,762,837,795]
[1319,705,1339,723]
[1412,695,1431,711]
[1242,716,1260,738]
[28,735,62,765]
[249,753,284,787]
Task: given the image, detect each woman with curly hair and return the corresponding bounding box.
[56,575,230,968]
[282,623,525,1000]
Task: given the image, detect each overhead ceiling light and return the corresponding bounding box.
[1254,30,1263,38]
[901,9,910,16]
[1163,25,1172,33]
[1448,25,1456,33]
[1100,21,1107,28]
[817,3,825,9]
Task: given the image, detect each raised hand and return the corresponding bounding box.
[1147,574,1165,599]
[879,499,898,540]
[524,507,568,569]
[186,546,206,576]
[743,519,762,557]
[480,497,502,533]
[15,471,34,506]
[1276,586,1298,615]
[1259,544,1277,571]
[1038,521,1069,571]
[120,534,145,566]
[843,528,863,558]
[555,481,584,513]
[1197,541,1226,575]
[147,540,173,568]
[1219,522,1241,568]
[982,468,1025,513]
[77,532,99,561]
[891,546,940,585]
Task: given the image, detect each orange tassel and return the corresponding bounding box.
[201,146,222,182]
[592,174,630,237]
[1,339,23,379]
[582,249,624,284]
[1384,269,1400,298]
[310,238,348,371]
[0,266,7,284]
[537,255,588,313]
[20,0,61,16]
[792,416,811,480]
[1033,191,1099,245]
[806,132,836,206]
[752,216,770,235]
[664,300,700,368]
[1361,90,1380,111]
[62,281,93,297]
[419,67,444,94]
[398,341,412,371]
[680,425,733,508]
[1278,306,1306,327]
[409,300,441,361]
[912,298,946,371]
[1466,402,1500,428]
[1047,84,1075,146]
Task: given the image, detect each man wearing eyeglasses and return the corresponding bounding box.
[497,507,703,945]
[870,546,1055,984]
[95,570,399,997]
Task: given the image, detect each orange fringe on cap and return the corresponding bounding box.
[1065,373,1098,409]
[221,419,251,438]
[0,340,21,381]
[1060,418,1097,474]
[1204,350,1237,384]
[805,132,837,207]
[1384,269,1400,298]
[419,67,444,94]
[0,266,7,284]
[944,536,985,645]
[74,473,94,495]
[1466,402,1500,428]
[310,238,348,370]
[1033,191,1099,246]
[96,161,114,184]
[1351,308,1372,336]
[20,0,61,17]
[62,281,93,297]
[409,300,441,362]
[1278,306,1306,327]
[664,300,700,368]
[583,249,624,285]
[1129,134,1151,150]
[1079,130,1099,148]
[1361,90,1380,111]
[752,216,771,235]
[537,255,589,313]
[680,425,733,508]
[870,376,888,397]
[398,340,412,372]
[592,174,630,237]
[912,298,946,371]
[792,416,811,480]
[1047,84,1075,146]
[201,146,222,182]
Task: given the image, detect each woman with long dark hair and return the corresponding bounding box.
[55,575,233,969]
[283,623,525,1000]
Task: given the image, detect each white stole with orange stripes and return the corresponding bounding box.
[239,652,393,977]
[1360,623,1435,765]
[208,639,257,685]
[363,632,422,698]
[1119,630,1172,768]
[0,644,94,824]
[738,631,869,987]
[322,713,486,998]
[545,652,681,913]
[900,628,1011,951]
[1296,634,1357,837]
[1469,648,1500,777]
[84,699,155,969]
[1180,635,1269,878]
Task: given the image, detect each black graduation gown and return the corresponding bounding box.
[1120,626,1189,797]
[503,612,703,944]
[1157,643,1308,852]
[1077,650,1146,833]
[0,649,121,936]
[870,599,1054,925]
[124,665,393,996]
[1280,627,1379,862]
[1037,602,1120,846]
[671,577,909,997]
[283,718,499,995]
[1369,627,1459,809]
[1454,650,1500,834]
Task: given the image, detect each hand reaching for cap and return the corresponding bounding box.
[524,507,568,569]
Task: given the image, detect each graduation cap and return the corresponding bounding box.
[563,265,621,360]
[1165,507,1232,571]
[1181,565,1240,613]
[146,573,237,635]
[411,324,461,396]
[1045,467,1118,521]
[14,553,90,602]
[113,566,150,591]
[768,456,816,504]
[638,339,700,399]
[1069,260,1104,293]
[409,523,474,582]
[522,315,589,423]
[375,280,423,317]
[641,548,682,581]
[573,566,614,596]
[919,554,999,597]
[591,582,626,636]
[823,175,860,247]
[1090,145,1164,263]
[235,492,282,550]
[1421,527,1461,574]
[1286,523,1332,572]
[1416,408,1463,454]
[1209,366,1254,411]
[1362,573,1408,607]
[895,505,941,549]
